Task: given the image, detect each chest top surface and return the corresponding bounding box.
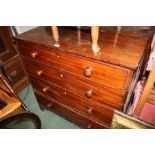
[14,26,152,70]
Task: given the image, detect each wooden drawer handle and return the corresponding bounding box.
[87,107,93,115]
[83,67,93,77]
[47,103,52,108]
[30,51,38,58]
[85,89,93,98]
[42,87,49,93]
[87,123,92,129]
[60,73,64,78]
[36,70,43,76]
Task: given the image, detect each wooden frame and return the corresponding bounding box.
[111,110,155,129]
[0,71,21,118]
[133,63,155,116]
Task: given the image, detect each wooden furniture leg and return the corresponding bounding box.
[134,63,155,117]
[91,26,100,54]
[51,26,60,47]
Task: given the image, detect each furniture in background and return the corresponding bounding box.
[111,65,155,128]
[0,70,41,129]
[14,26,152,128]
[111,110,155,129]
[0,27,29,93]
[129,62,155,126]
[111,33,155,128]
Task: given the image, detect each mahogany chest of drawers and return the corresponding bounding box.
[14,27,152,128]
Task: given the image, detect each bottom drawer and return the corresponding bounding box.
[35,91,108,129]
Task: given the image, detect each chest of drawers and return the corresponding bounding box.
[14,27,152,128]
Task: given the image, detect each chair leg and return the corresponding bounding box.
[51,26,60,47]
[91,26,100,54]
[134,64,155,116]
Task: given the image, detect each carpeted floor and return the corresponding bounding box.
[18,84,80,129]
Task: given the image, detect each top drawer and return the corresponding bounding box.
[19,43,129,90]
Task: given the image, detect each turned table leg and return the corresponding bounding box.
[91,26,100,54]
[51,26,60,47]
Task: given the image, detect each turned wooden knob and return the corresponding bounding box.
[30,51,38,58]
[87,107,93,114]
[47,103,52,108]
[85,89,93,98]
[42,87,49,93]
[87,123,92,129]
[84,67,93,77]
[60,73,64,78]
[36,70,43,76]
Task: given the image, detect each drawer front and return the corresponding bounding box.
[4,56,25,85]
[35,91,108,129]
[30,76,114,126]
[23,59,124,109]
[19,43,129,90]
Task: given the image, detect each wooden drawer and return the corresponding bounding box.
[4,55,25,85]
[19,43,129,91]
[30,76,114,126]
[35,91,108,129]
[23,59,124,109]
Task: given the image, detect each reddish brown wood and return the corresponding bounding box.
[4,55,25,85]
[87,107,93,115]
[0,27,28,93]
[30,76,114,126]
[87,123,92,129]
[23,59,124,109]
[35,91,108,129]
[14,26,152,128]
[83,66,93,77]
[14,27,152,70]
[85,89,93,98]
[19,44,129,91]
[30,51,38,59]
[42,86,49,93]
[36,70,43,76]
